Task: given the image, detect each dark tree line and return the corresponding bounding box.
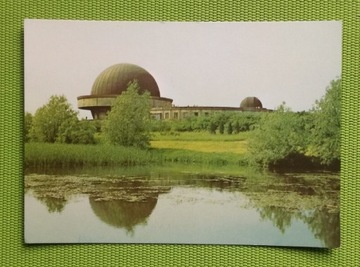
[150,112,262,134]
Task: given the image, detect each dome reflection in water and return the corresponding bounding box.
[24,168,339,247]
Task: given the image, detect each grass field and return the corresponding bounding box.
[151,131,249,154]
[25,131,250,168]
[151,131,250,141]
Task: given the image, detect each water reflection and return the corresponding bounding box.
[25,168,339,247]
[245,172,340,247]
[36,196,67,213]
[256,206,340,247]
[303,209,340,248]
[259,206,293,234]
[90,198,158,233]
[88,182,167,233]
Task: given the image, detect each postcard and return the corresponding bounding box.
[24,20,341,247]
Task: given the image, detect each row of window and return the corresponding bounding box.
[152,111,211,120]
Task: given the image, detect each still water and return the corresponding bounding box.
[24,167,340,247]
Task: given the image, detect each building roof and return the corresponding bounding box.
[91,63,160,97]
[240,96,263,109]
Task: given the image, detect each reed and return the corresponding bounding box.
[25,143,152,168]
[25,142,248,168]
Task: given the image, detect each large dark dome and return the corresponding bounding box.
[240,97,263,109]
[91,63,160,97]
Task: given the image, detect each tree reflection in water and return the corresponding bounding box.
[256,206,339,247]
[25,169,339,246]
[258,206,292,234]
[302,209,340,248]
[89,197,157,233]
[36,196,67,213]
[246,172,340,247]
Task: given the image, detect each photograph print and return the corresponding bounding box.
[24,20,341,247]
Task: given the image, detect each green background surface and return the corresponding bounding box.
[1,1,359,266]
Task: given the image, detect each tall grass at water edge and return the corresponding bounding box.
[25,142,248,168]
[25,143,152,168]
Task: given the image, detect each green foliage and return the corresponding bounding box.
[29,95,78,143]
[233,120,240,134]
[310,79,341,165]
[103,80,151,149]
[56,118,97,144]
[230,112,262,132]
[248,79,341,169]
[248,105,310,168]
[150,119,172,133]
[24,112,33,142]
[25,142,248,168]
[151,130,250,142]
[226,122,233,134]
[25,142,152,168]
[218,120,225,134]
[151,112,261,135]
[208,120,217,134]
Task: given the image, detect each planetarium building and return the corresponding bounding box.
[77,63,269,120]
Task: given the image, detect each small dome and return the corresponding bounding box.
[240,97,263,109]
[91,63,160,97]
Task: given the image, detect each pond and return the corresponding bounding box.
[24,166,340,247]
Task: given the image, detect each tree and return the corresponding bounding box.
[248,79,341,170]
[219,121,225,134]
[56,118,96,144]
[310,78,341,165]
[208,120,217,134]
[247,103,310,168]
[103,80,151,149]
[29,95,78,143]
[226,122,233,134]
[233,120,240,134]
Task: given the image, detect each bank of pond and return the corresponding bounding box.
[24,140,340,246]
[25,142,249,167]
[25,142,339,172]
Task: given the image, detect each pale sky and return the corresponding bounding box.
[24,20,342,118]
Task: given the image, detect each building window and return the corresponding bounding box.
[194,112,199,116]
[174,112,179,119]
[165,112,170,119]
[204,112,209,116]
